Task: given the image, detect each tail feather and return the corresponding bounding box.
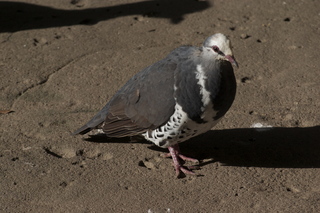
[72,125,92,135]
[72,105,109,135]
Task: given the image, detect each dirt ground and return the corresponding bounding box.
[0,0,319,212]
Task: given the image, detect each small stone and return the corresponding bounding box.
[284,113,293,120]
[134,16,144,21]
[249,111,258,115]
[241,77,251,83]
[286,186,300,193]
[39,38,48,45]
[59,148,77,158]
[257,39,267,43]
[125,186,133,190]
[143,161,155,170]
[288,45,297,50]
[240,34,251,39]
[83,148,101,159]
[101,152,113,160]
[140,159,156,170]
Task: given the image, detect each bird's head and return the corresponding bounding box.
[203,33,238,67]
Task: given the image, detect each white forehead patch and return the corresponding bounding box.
[203,33,232,56]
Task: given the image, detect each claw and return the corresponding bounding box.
[166,144,200,177]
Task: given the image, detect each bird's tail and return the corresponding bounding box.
[72,125,93,135]
[72,105,109,135]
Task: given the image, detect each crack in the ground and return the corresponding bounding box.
[1,33,13,44]
[11,51,97,109]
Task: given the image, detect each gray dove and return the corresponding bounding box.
[73,33,237,177]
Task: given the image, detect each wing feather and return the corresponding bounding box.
[73,46,198,137]
[102,59,177,137]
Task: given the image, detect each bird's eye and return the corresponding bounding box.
[212,45,219,52]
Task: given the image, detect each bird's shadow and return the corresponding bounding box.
[0,0,211,33]
[86,126,320,169]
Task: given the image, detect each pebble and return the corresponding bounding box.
[83,148,101,159]
[101,152,113,160]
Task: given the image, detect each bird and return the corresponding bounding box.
[73,33,237,177]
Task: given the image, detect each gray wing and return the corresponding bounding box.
[72,57,177,136]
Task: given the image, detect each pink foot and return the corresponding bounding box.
[165,144,199,177]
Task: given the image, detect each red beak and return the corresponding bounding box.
[225,55,238,68]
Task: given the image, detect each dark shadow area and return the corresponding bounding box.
[0,0,211,33]
[179,126,320,168]
[84,133,149,144]
[87,126,320,169]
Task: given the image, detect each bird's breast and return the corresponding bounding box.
[193,64,220,122]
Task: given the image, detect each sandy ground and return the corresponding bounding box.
[0,0,319,212]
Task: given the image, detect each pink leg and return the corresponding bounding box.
[167,144,199,177]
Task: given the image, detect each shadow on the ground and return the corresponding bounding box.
[0,0,211,33]
[179,126,320,169]
[86,126,320,169]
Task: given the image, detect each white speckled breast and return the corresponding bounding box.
[142,64,221,148]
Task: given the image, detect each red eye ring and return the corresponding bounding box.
[212,45,219,52]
